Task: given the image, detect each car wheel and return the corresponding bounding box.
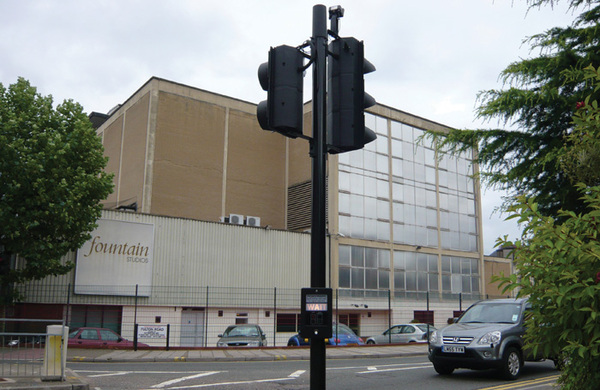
[433,362,454,375]
[499,347,522,380]
[366,340,375,345]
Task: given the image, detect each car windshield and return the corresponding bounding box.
[334,324,354,335]
[416,325,434,332]
[458,302,522,324]
[223,325,259,337]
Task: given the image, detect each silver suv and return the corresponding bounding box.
[428,298,555,380]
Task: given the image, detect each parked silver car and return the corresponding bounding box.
[217,324,267,347]
[366,323,435,344]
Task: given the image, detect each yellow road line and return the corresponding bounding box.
[478,375,560,390]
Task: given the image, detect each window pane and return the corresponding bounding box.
[394,271,405,290]
[365,248,377,268]
[406,272,417,291]
[366,269,378,289]
[379,250,390,268]
[339,192,350,214]
[339,245,350,265]
[351,246,364,267]
[379,270,390,289]
[339,268,350,288]
[417,272,428,291]
[405,253,416,271]
[393,251,404,270]
[352,268,364,289]
[429,273,439,292]
[442,274,451,291]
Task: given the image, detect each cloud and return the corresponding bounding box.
[0,0,576,252]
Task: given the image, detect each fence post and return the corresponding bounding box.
[204,286,209,348]
[166,324,170,351]
[388,289,392,344]
[273,287,277,347]
[335,288,339,325]
[134,284,138,351]
[65,283,71,328]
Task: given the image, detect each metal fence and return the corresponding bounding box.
[0,318,65,379]
[8,283,513,348]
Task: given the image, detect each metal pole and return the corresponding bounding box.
[388,289,392,344]
[134,284,138,351]
[310,4,328,390]
[273,287,277,347]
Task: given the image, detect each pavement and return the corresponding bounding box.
[0,343,429,390]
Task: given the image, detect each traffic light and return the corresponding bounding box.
[257,45,305,138]
[327,37,376,153]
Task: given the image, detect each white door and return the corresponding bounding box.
[180,308,205,347]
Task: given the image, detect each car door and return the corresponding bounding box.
[98,328,123,347]
[388,325,402,344]
[76,329,103,347]
[398,325,416,343]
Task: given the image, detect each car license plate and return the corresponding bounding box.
[442,345,465,353]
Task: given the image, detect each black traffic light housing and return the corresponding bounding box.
[300,287,333,339]
[257,45,305,138]
[327,37,376,153]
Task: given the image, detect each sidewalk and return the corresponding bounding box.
[67,343,428,363]
[0,343,429,389]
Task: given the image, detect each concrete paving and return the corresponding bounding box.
[0,343,429,389]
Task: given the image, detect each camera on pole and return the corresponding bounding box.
[257,45,305,138]
[327,37,376,153]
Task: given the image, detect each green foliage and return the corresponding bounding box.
[560,65,600,185]
[494,186,600,389]
[429,1,600,217]
[492,67,600,389]
[0,78,113,288]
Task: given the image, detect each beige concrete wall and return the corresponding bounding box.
[226,109,287,229]
[151,92,226,221]
[484,258,513,297]
[100,115,124,207]
[287,110,313,187]
[119,92,150,208]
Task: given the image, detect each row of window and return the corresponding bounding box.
[337,113,478,252]
[338,246,480,294]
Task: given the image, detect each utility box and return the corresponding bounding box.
[42,325,68,381]
[300,287,332,339]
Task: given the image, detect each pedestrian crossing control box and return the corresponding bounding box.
[300,287,332,339]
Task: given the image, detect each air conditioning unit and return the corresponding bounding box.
[219,216,229,223]
[229,214,244,225]
[246,216,261,227]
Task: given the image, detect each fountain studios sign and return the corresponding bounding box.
[75,219,155,296]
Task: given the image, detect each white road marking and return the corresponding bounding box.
[357,365,431,374]
[289,370,306,377]
[88,371,130,378]
[158,377,295,389]
[327,362,431,371]
[151,372,221,388]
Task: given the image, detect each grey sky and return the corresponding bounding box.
[0,0,578,253]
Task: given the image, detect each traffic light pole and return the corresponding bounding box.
[310,5,328,390]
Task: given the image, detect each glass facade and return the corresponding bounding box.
[337,113,480,295]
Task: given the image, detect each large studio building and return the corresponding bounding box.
[14,77,512,347]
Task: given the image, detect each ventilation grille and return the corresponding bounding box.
[287,179,328,231]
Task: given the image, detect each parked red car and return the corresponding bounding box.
[68,327,148,348]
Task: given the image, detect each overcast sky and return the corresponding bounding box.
[0,0,579,254]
